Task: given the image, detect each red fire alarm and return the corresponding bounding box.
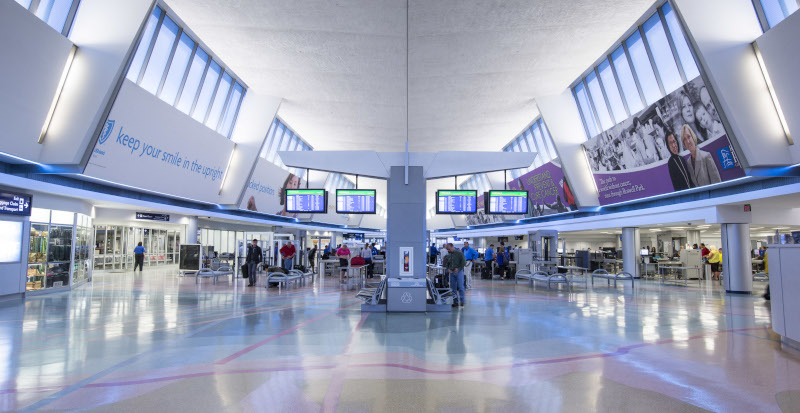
[744,204,751,212]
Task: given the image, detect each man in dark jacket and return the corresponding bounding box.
[445,243,467,308]
[246,239,263,287]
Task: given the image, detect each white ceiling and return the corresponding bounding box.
[167,0,656,152]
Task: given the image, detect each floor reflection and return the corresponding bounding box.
[0,268,796,412]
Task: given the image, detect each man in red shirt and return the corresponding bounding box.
[280,241,297,272]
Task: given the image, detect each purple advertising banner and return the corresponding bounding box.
[582,76,746,205]
[508,159,577,216]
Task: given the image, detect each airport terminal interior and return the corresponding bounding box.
[3,0,800,411]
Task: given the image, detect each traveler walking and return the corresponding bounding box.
[246,239,263,287]
[133,242,145,271]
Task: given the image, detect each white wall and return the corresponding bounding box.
[221,92,282,205]
[536,92,600,207]
[30,192,94,216]
[754,10,800,163]
[0,1,74,161]
[673,0,791,167]
[40,0,153,165]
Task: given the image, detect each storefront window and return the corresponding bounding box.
[27,208,86,291]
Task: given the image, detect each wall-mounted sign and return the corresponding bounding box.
[0,191,32,216]
[507,158,578,217]
[582,76,746,205]
[744,204,751,212]
[136,212,170,221]
[343,233,364,241]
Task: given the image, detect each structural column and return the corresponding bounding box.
[186,216,198,244]
[621,227,640,277]
[386,166,426,278]
[721,223,752,294]
[687,230,701,248]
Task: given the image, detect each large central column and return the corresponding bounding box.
[721,223,752,294]
[621,227,640,277]
[386,166,426,278]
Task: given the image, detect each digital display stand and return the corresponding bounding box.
[436,190,477,214]
[336,189,376,214]
[486,190,529,214]
[285,189,327,213]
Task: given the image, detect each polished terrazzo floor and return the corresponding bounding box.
[1,268,798,412]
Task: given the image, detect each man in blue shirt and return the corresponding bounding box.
[484,244,495,280]
[429,243,438,264]
[372,243,379,257]
[461,242,478,289]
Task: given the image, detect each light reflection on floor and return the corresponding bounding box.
[0,268,797,412]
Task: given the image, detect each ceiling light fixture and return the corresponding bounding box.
[39,45,77,144]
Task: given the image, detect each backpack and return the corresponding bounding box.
[351,256,366,266]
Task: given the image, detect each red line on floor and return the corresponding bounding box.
[321,312,369,413]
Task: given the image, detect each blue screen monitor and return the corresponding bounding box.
[436,190,478,214]
[285,189,327,213]
[336,189,377,214]
[486,190,529,214]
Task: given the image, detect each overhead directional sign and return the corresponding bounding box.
[0,191,32,216]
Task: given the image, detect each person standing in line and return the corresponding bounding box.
[496,246,510,280]
[336,244,351,281]
[133,242,145,272]
[445,243,466,308]
[360,243,374,278]
[273,242,279,266]
[280,241,296,272]
[246,239,262,287]
[308,245,318,273]
[461,241,479,290]
[439,244,449,267]
[707,246,722,281]
[484,244,495,277]
[429,243,439,264]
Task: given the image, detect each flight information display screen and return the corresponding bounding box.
[436,190,477,214]
[285,189,327,213]
[336,189,376,214]
[486,190,529,214]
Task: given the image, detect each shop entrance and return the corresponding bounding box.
[94,225,181,271]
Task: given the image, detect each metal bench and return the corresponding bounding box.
[196,268,222,284]
[591,269,635,288]
[356,278,387,305]
[426,278,455,304]
[265,271,303,290]
[289,269,314,285]
[516,269,569,289]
